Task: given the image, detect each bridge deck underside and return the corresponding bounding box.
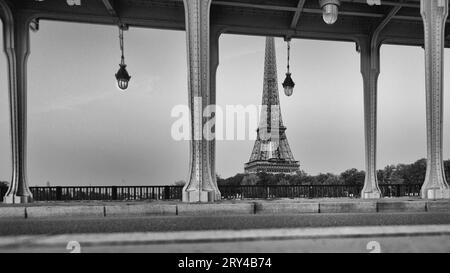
[9,0,441,47]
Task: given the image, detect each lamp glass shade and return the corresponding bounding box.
[282,73,295,96]
[117,79,129,90]
[322,4,338,25]
[115,64,131,90]
[284,86,294,97]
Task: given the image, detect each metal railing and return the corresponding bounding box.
[220,184,421,199]
[0,187,6,200]
[379,183,421,198]
[30,186,183,201]
[220,185,360,199]
[24,183,422,201]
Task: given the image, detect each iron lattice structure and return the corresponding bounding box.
[245,37,300,175]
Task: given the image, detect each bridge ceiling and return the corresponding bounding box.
[5,0,445,46]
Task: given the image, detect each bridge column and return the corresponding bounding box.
[359,37,381,199]
[208,27,222,199]
[420,0,450,199]
[0,2,33,204]
[182,0,219,202]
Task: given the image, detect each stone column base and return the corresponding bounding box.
[421,188,450,200]
[3,195,33,204]
[361,191,381,199]
[214,191,222,201]
[182,190,216,203]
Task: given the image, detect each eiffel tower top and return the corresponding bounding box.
[260,37,284,129]
[262,37,279,106]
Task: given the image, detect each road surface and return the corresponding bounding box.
[10,235,445,253]
[1,212,450,253]
[1,212,450,236]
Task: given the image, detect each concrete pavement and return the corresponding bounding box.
[1,224,449,253]
[1,212,450,252]
[78,235,450,253]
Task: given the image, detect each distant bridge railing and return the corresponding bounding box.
[18,184,423,202]
[29,186,183,202]
[0,187,7,200]
[220,184,421,200]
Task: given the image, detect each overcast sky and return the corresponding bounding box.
[1,20,450,186]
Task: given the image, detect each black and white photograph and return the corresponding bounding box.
[0,0,449,262]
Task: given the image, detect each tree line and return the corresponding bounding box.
[214,158,450,187]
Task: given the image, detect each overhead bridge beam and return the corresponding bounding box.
[209,0,423,23]
[102,0,119,19]
[290,0,306,29]
[374,5,403,38]
[371,5,402,59]
[340,0,419,8]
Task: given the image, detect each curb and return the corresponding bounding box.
[426,201,450,212]
[377,201,427,213]
[177,203,254,216]
[26,205,105,218]
[104,204,177,217]
[0,207,26,219]
[255,202,319,214]
[319,201,377,213]
[0,200,449,219]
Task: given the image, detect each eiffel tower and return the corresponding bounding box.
[244,37,300,174]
